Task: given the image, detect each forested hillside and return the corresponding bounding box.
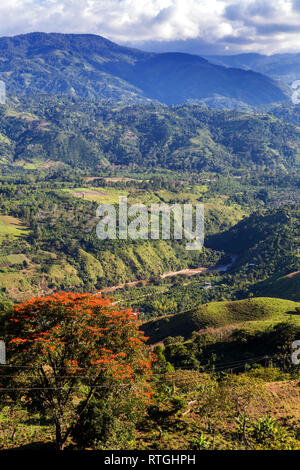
[271,103,300,126]
[207,206,300,278]
[0,33,289,107]
[0,97,299,172]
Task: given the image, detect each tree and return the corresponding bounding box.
[6,292,155,450]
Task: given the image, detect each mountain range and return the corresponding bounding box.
[0,32,290,108]
[205,53,300,85]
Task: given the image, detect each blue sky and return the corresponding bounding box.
[1,0,300,55]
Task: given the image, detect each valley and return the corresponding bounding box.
[0,31,299,452]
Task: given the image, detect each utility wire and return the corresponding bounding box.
[0,353,290,392]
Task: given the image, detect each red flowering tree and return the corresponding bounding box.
[6,292,154,450]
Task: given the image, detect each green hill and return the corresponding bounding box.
[143,297,300,343]
[206,206,300,282]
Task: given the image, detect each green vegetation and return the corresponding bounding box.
[0,96,299,172]
[0,216,28,238]
[0,93,299,451]
[256,272,300,301]
[143,297,300,343]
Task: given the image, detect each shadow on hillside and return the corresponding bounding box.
[3,441,56,451]
[286,310,300,315]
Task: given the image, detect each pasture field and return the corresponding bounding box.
[0,216,28,238]
[63,187,129,204]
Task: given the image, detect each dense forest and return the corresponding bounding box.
[0,97,299,172]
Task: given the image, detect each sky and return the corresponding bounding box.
[0,0,300,55]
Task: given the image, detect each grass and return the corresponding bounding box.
[0,254,83,300]
[0,216,28,238]
[0,407,54,450]
[0,254,28,268]
[1,375,299,450]
[64,187,129,204]
[0,132,11,144]
[0,271,32,294]
[14,159,63,170]
[143,297,300,342]
[156,189,203,204]
[48,263,82,286]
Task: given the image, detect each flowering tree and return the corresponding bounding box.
[6,292,154,450]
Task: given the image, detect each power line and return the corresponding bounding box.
[0,354,268,371]
[0,353,289,393]
[0,353,283,372]
[0,383,134,392]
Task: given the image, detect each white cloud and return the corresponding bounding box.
[0,0,299,54]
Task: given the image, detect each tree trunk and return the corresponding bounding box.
[62,384,97,446]
[55,421,64,451]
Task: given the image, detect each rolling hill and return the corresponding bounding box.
[143,297,300,343]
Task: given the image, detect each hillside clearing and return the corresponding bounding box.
[0,216,28,238]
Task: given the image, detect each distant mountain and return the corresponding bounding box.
[0,32,289,108]
[205,53,300,85]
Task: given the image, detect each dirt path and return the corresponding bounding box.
[96,268,209,295]
[161,267,209,278]
[96,255,237,295]
[285,271,300,278]
[97,279,147,294]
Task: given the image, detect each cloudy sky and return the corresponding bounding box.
[1,0,300,55]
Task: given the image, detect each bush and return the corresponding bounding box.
[249,416,298,450]
[189,432,209,450]
[72,397,136,450]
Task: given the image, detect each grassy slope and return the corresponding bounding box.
[143,297,300,342]
[0,216,28,238]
